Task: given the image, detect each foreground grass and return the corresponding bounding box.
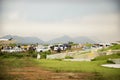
[0,56,35,80]
[0,53,120,80]
[33,54,120,80]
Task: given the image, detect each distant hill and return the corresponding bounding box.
[47,35,96,44]
[47,35,74,44]
[1,35,44,44]
[74,36,96,44]
[1,35,98,44]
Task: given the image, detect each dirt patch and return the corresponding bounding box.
[8,67,95,80]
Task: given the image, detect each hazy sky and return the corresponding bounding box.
[0,0,120,42]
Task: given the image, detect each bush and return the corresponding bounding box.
[0,50,51,59]
[0,52,40,59]
[65,56,73,59]
[31,52,37,58]
[107,59,115,64]
[0,52,28,58]
[40,51,51,59]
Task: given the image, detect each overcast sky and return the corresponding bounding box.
[0,0,120,42]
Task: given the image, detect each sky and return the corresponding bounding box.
[0,0,120,42]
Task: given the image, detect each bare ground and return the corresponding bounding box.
[7,66,95,80]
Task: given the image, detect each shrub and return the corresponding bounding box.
[65,56,73,59]
[0,52,28,58]
[107,59,115,64]
[40,51,51,59]
[31,52,37,58]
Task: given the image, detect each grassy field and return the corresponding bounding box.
[0,52,120,80]
[0,52,38,80]
[33,53,120,80]
[0,57,28,80]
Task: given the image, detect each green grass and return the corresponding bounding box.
[98,44,120,52]
[34,59,105,72]
[0,52,120,80]
[109,44,120,50]
[92,53,120,61]
[0,53,37,80]
[33,53,120,80]
[0,58,28,80]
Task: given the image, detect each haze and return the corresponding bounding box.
[0,0,120,42]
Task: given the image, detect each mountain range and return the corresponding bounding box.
[1,35,44,44]
[0,35,99,44]
[47,35,96,44]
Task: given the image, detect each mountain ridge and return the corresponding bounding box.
[1,35,44,44]
[0,35,98,44]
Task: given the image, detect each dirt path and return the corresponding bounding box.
[8,66,95,80]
